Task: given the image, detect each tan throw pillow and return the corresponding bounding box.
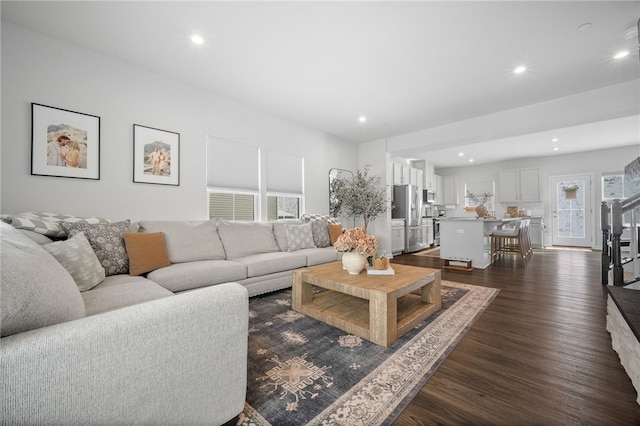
[328,224,343,245]
[123,232,171,276]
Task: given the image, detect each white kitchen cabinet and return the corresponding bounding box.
[435,175,444,204]
[391,219,406,254]
[529,217,544,248]
[443,175,459,205]
[410,167,419,186]
[424,162,436,191]
[392,162,413,185]
[499,168,540,202]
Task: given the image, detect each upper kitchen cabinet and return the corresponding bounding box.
[443,175,459,205]
[498,167,541,202]
[424,162,436,191]
[393,162,422,187]
[435,175,444,204]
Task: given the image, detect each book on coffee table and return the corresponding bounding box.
[366,266,395,275]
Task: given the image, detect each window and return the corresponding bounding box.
[464,181,495,211]
[209,192,255,221]
[267,195,300,220]
[206,136,304,221]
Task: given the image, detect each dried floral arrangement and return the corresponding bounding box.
[334,227,378,257]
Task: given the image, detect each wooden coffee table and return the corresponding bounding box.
[292,261,441,347]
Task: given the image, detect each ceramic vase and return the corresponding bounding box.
[341,251,367,275]
[475,203,488,218]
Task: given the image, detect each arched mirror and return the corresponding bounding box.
[329,168,353,226]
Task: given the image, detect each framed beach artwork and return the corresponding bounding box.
[133,124,180,186]
[31,103,100,180]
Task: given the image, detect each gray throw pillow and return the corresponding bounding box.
[284,223,316,251]
[272,219,304,251]
[309,219,331,248]
[43,232,106,291]
[61,221,130,276]
[1,222,85,337]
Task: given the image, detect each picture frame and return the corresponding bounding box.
[133,124,180,186]
[31,103,100,180]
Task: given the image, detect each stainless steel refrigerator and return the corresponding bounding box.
[392,184,423,253]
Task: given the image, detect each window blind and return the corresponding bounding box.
[266,149,303,195]
[207,137,259,191]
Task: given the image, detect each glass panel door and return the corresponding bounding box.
[550,174,592,247]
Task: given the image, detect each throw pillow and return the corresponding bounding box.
[1,212,110,238]
[123,232,172,276]
[61,221,130,276]
[272,219,304,251]
[309,219,331,248]
[1,222,85,337]
[328,223,343,245]
[42,232,106,291]
[284,223,316,251]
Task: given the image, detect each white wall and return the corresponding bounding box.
[436,144,640,248]
[1,22,358,221]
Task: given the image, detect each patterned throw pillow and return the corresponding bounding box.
[1,212,110,238]
[284,223,316,251]
[42,232,106,291]
[300,214,334,248]
[61,221,130,276]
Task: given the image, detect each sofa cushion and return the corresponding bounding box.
[147,260,248,293]
[42,231,106,291]
[233,252,307,277]
[18,229,54,245]
[123,232,172,276]
[272,219,304,251]
[284,222,316,251]
[82,279,174,316]
[217,220,280,259]
[61,221,131,276]
[1,212,110,238]
[137,220,225,263]
[0,222,85,337]
[296,247,340,266]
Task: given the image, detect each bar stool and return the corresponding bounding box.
[491,219,532,265]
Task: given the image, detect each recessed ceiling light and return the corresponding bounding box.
[191,34,204,45]
[458,152,464,157]
[551,137,559,142]
[552,147,559,151]
[514,65,527,74]
[469,158,474,163]
[614,50,630,59]
[358,116,367,123]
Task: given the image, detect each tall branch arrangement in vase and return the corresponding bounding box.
[332,166,388,232]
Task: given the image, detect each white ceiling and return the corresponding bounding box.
[2,1,639,168]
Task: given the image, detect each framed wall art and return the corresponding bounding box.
[31,103,100,180]
[133,124,180,186]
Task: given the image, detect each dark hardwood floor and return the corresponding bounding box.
[391,248,640,425]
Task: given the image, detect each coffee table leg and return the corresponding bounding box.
[369,291,396,347]
[421,270,442,310]
[292,271,313,311]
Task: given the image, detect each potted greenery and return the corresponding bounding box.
[331,166,388,232]
[562,184,579,199]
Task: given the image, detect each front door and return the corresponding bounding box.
[550,174,593,247]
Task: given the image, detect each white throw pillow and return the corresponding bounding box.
[43,232,106,291]
[284,223,316,251]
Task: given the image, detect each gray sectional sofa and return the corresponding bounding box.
[0,214,342,425]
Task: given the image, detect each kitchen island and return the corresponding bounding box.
[438,217,524,269]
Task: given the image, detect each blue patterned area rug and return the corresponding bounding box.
[237,280,498,426]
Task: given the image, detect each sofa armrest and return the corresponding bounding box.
[1,282,248,425]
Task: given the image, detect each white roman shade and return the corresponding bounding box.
[207,136,259,191]
[266,149,303,195]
